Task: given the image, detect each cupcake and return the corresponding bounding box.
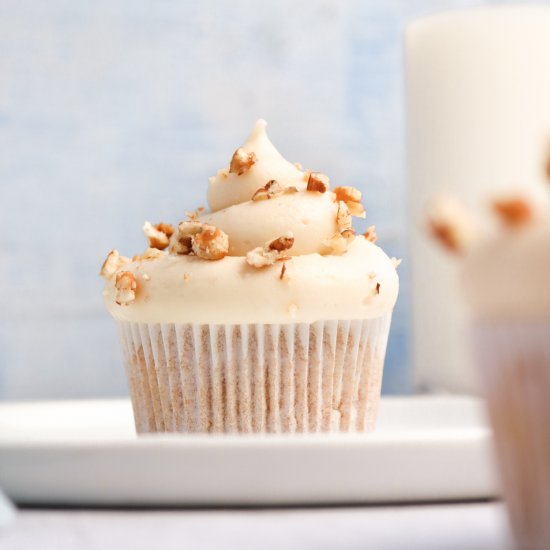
[430,193,550,550]
[101,120,400,434]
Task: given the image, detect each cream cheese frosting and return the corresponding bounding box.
[103,120,400,325]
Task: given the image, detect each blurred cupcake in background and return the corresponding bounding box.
[429,172,550,550]
[100,120,400,434]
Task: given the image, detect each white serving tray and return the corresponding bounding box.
[0,396,498,506]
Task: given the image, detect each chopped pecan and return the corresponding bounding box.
[334,186,366,218]
[229,148,256,175]
[427,196,475,254]
[192,225,229,260]
[169,220,204,255]
[363,225,377,243]
[306,172,329,193]
[268,233,294,252]
[143,221,172,250]
[375,282,381,295]
[280,262,287,280]
[246,232,295,268]
[185,207,205,222]
[115,271,137,305]
[100,249,131,280]
[429,221,463,253]
[321,233,348,256]
[251,180,283,201]
[141,247,164,260]
[391,257,402,268]
[492,198,533,227]
[336,201,352,231]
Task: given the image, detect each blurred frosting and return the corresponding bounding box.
[104,120,399,324]
[462,215,550,319]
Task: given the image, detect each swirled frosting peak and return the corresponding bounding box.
[207,119,306,211]
[102,120,400,324]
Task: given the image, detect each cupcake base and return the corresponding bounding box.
[474,319,550,550]
[118,315,391,434]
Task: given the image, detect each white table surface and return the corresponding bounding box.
[0,501,513,550]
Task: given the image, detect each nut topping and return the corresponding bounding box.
[100,249,131,280]
[363,225,377,243]
[492,198,533,227]
[336,201,352,231]
[143,221,173,250]
[427,196,476,254]
[306,172,329,193]
[185,207,205,222]
[268,234,295,252]
[192,225,229,260]
[115,271,137,305]
[141,247,164,261]
[334,186,366,218]
[246,232,295,268]
[169,220,204,255]
[229,148,257,175]
[251,180,283,201]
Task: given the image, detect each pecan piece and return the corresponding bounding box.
[246,232,295,268]
[115,271,137,305]
[334,186,366,218]
[306,172,329,193]
[427,196,476,254]
[251,180,283,201]
[363,225,377,243]
[100,249,131,280]
[143,221,173,250]
[492,198,533,227]
[336,201,352,231]
[321,231,353,256]
[192,225,229,260]
[169,220,204,255]
[229,148,257,175]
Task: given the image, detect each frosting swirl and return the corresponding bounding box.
[103,120,400,324]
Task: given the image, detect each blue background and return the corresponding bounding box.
[0,0,529,398]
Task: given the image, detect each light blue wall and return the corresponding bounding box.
[0,0,528,399]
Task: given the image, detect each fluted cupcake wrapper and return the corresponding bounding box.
[474,320,550,550]
[117,315,392,434]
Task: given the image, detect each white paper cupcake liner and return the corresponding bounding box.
[117,314,392,434]
[473,319,550,550]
